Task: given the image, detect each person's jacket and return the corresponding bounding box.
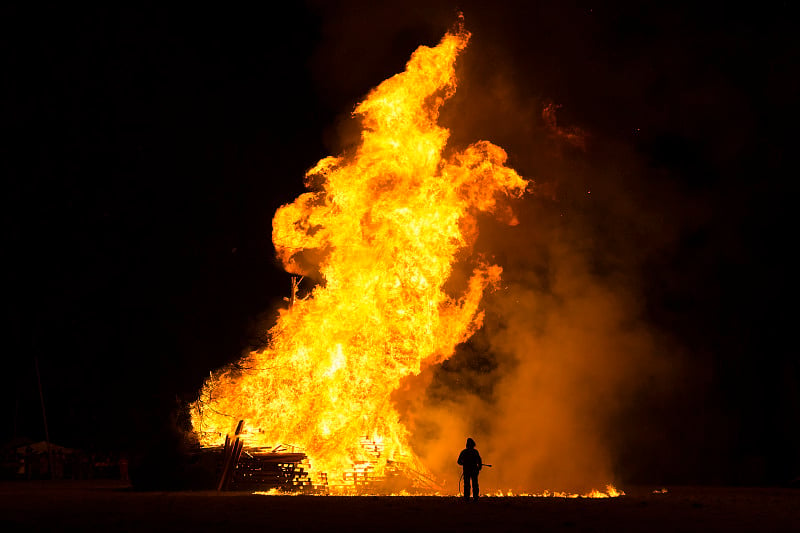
[458,448,482,474]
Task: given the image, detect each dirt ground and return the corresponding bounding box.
[0,481,797,532]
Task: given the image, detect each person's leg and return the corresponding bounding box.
[463,473,471,500]
[472,473,479,500]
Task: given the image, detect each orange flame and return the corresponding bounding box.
[489,485,625,498]
[190,26,528,489]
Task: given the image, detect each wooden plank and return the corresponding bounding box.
[217,420,244,491]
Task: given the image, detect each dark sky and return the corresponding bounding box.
[3,1,797,485]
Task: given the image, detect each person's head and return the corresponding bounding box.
[466,437,476,449]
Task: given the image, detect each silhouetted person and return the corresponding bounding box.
[457,437,482,500]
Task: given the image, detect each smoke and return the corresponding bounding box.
[404,223,673,492]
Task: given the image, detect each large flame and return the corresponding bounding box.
[191,26,527,488]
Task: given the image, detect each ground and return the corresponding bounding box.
[0,481,797,532]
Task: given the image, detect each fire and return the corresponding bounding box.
[190,25,528,489]
[488,485,625,498]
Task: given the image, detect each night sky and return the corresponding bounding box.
[3,1,798,486]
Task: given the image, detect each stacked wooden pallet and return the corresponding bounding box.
[231,449,311,491]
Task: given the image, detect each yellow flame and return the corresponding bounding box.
[191,26,529,488]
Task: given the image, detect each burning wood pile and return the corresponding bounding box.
[209,421,437,493]
[190,21,528,493]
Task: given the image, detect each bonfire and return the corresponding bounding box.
[190,21,620,499]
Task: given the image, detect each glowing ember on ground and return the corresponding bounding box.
[253,485,625,498]
[190,22,620,498]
